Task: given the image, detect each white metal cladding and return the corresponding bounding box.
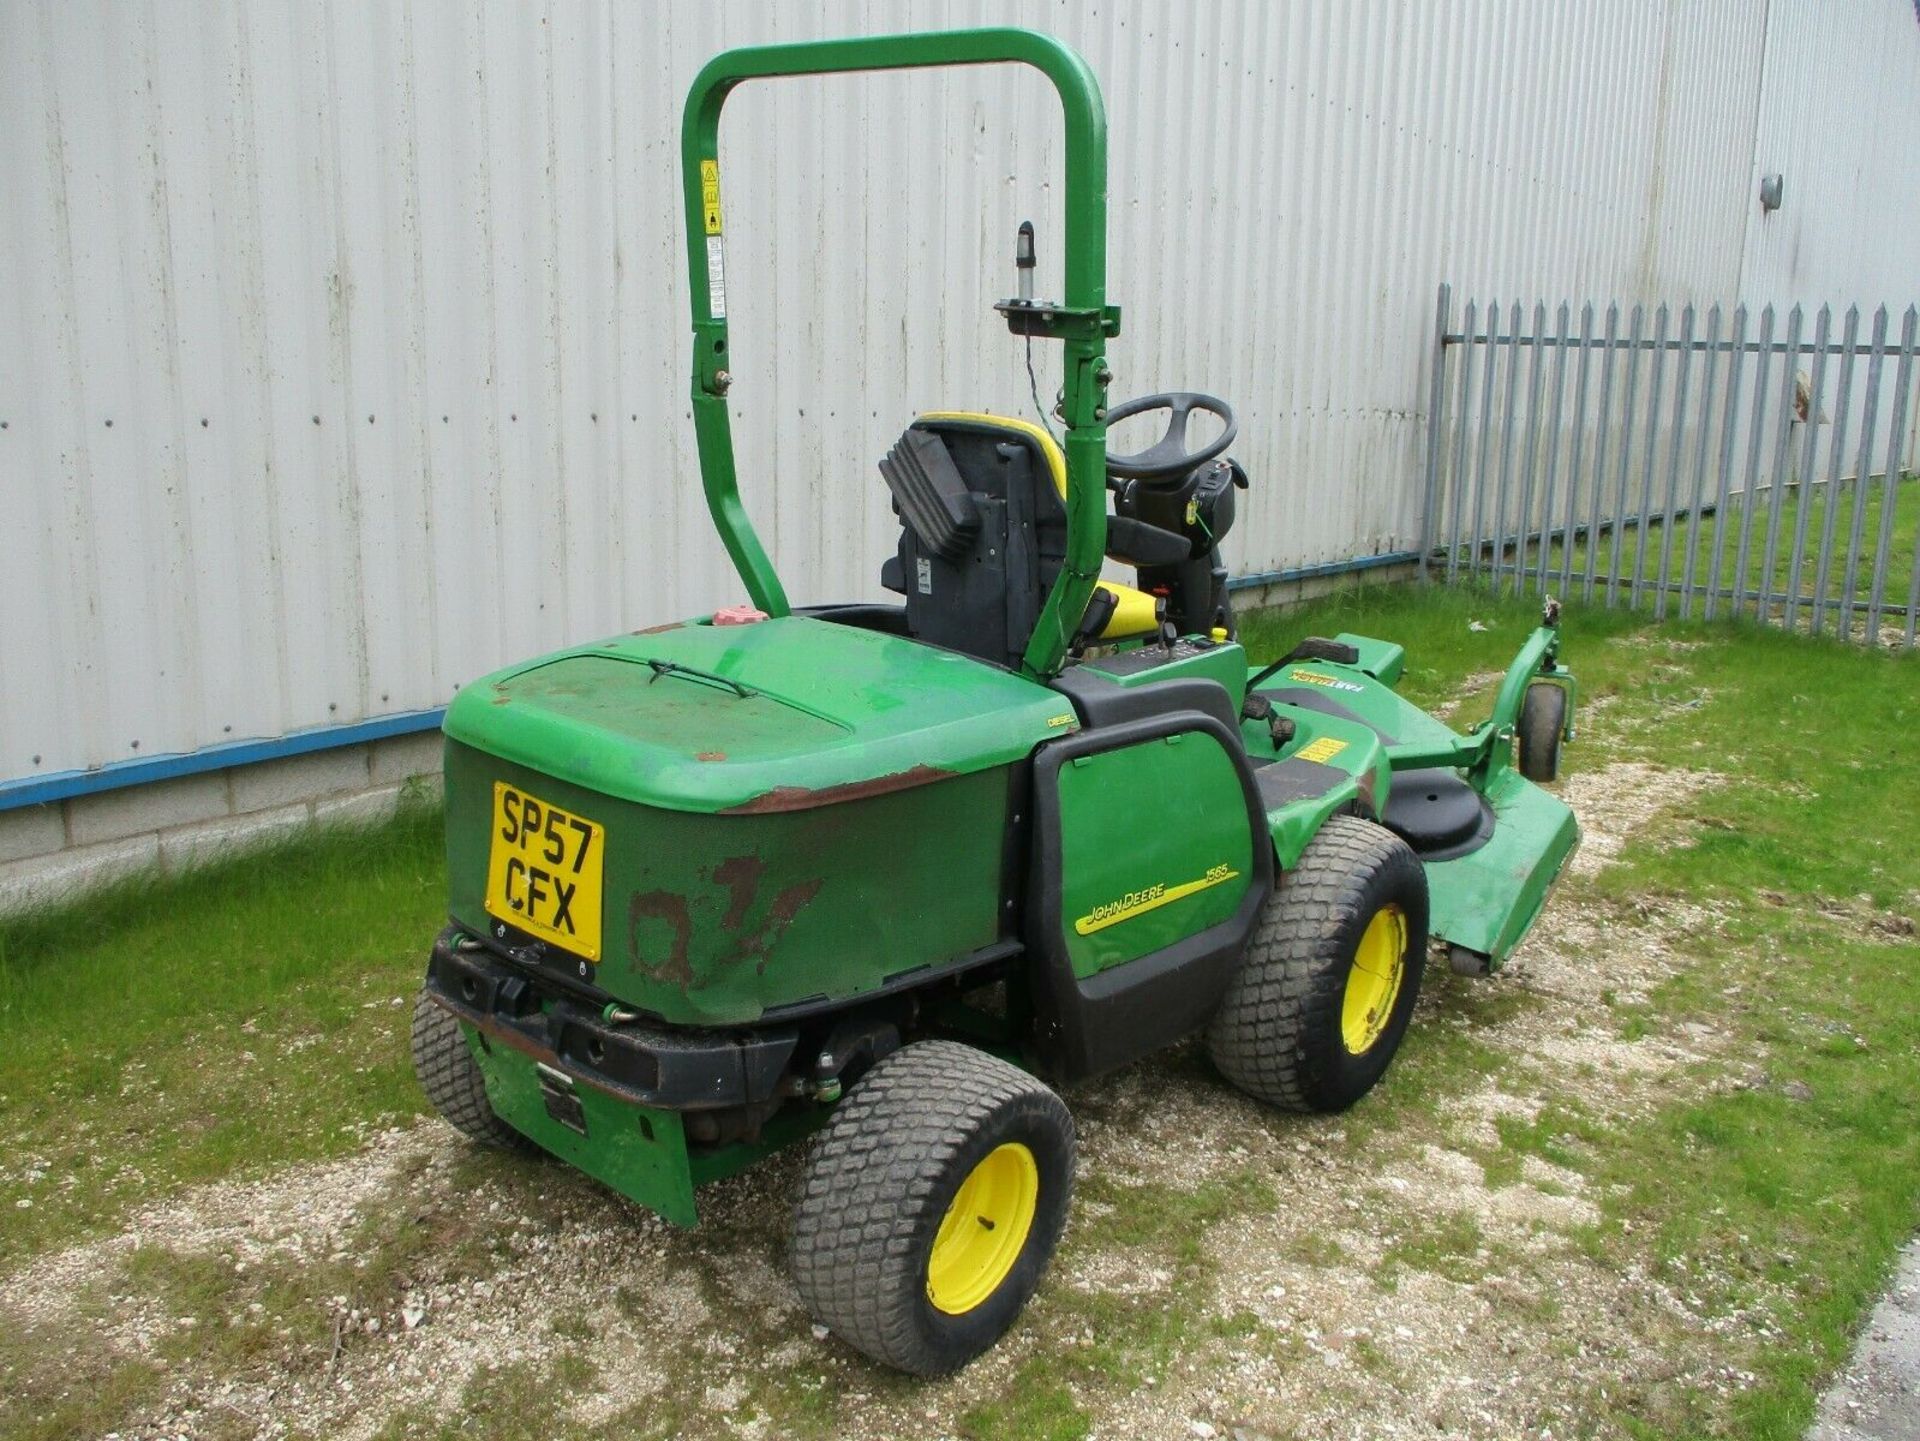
[5,0,1919,783]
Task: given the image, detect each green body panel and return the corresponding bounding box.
[1054,731,1255,978]
[1336,632,1406,686]
[680,29,1115,680]
[465,1023,700,1227]
[1097,638,1250,707]
[444,615,1071,815]
[444,742,1011,1025]
[1245,709,1387,870]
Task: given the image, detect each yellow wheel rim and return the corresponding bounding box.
[926,1142,1039,1315]
[1341,904,1407,1055]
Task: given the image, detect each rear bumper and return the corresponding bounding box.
[425,926,799,1112]
[426,927,813,1227]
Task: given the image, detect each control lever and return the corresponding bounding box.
[1245,636,1362,693]
[1155,595,1178,654]
[1069,586,1118,656]
[1239,692,1297,749]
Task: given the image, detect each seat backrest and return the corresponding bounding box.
[879,413,1069,669]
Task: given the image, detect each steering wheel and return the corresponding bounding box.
[1103,392,1238,483]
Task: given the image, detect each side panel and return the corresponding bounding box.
[446,741,1010,1025]
[1055,734,1254,977]
[1028,712,1273,1082]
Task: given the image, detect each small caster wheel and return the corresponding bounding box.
[1447,945,1492,977]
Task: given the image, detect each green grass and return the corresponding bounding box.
[0,801,446,1266]
[1,582,1917,1439]
[1442,471,1918,640]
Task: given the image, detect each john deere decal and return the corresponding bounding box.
[1075,863,1240,935]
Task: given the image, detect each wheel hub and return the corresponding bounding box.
[1341,904,1407,1054]
[926,1142,1039,1314]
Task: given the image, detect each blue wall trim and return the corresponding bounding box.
[2,551,1421,815]
[0,708,446,813]
[1225,549,1422,591]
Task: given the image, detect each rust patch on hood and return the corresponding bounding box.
[627,890,694,988]
[711,855,764,932]
[720,764,957,815]
[628,857,827,992]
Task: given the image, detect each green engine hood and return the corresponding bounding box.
[444,615,1074,814]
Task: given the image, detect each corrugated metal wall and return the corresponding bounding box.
[5,0,1917,786]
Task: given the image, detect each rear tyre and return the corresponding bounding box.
[1516,682,1568,782]
[790,1040,1074,1376]
[410,989,535,1152]
[1206,815,1429,1112]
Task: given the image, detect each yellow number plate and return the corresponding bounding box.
[484,783,604,960]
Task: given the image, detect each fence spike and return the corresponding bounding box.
[1445,298,1480,584]
[1630,304,1673,609]
[1603,304,1647,606]
[1674,304,1722,621]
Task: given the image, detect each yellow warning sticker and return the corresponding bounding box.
[1296,736,1348,764]
[699,159,723,235]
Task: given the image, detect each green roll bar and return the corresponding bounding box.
[680,28,1118,679]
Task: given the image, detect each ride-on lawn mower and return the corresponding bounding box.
[411,28,1579,1375]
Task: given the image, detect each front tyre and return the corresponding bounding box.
[1206,815,1429,1112]
[790,1041,1074,1376]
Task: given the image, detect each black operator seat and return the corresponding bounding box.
[877,412,1160,669]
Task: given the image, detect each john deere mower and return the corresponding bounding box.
[411,28,1579,1376]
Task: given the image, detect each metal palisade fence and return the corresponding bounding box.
[1420,284,1920,648]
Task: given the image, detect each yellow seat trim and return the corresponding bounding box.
[914,412,1155,641]
[1094,580,1159,638]
[916,411,1069,499]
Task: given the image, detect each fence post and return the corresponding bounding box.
[1836,308,1889,641]
[1702,305,1748,622]
[1418,283,1453,579]
[1782,305,1834,630]
[1868,307,1917,645]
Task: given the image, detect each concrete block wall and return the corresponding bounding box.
[0,730,444,916]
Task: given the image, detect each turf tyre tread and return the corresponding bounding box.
[1206,814,1428,1113]
[410,990,533,1151]
[1516,682,1568,782]
[790,1040,1073,1376]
